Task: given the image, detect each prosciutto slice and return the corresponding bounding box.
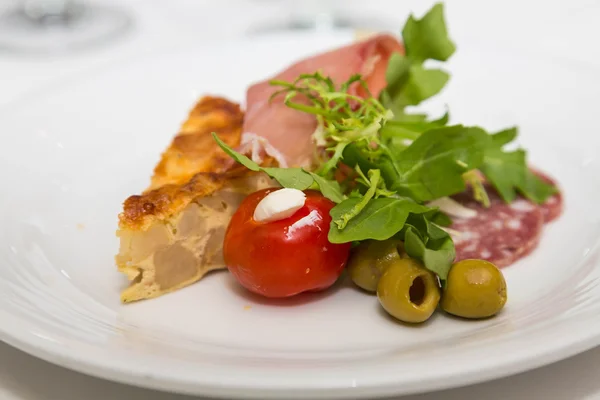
[243,34,404,167]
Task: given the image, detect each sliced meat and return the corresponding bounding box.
[449,189,545,268]
[533,170,563,223]
[540,193,563,223]
[243,34,404,167]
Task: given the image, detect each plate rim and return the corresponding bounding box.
[2,306,599,399]
[1,32,600,399]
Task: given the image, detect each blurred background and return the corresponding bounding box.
[1,0,599,106]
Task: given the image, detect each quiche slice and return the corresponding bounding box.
[115,96,274,303]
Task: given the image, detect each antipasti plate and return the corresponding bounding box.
[0,31,599,399]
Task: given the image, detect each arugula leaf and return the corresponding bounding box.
[334,169,381,229]
[381,56,450,112]
[333,167,396,229]
[479,128,556,204]
[341,125,488,203]
[308,172,344,203]
[428,111,450,126]
[491,127,518,146]
[402,3,456,63]
[342,143,401,187]
[213,133,345,202]
[380,3,455,115]
[384,53,412,94]
[404,226,455,282]
[429,210,452,227]
[391,125,489,201]
[401,213,456,282]
[328,197,430,243]
[214,133,314,190]
[380,53,411,112]
[263,167,314,190]
[395,65,450,108]
[214,135,262,172]
[380,110,449,143]
[518,169,558,203]
[481,147,526,203]
[392,113,429,123]
[405,212,451,243]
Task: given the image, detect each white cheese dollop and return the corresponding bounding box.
[253,188,306,223]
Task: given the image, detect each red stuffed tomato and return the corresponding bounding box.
[223,188,351,298]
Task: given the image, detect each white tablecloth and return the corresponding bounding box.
[1,0,599,399]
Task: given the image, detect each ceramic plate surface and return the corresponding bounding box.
[0,32,599,399]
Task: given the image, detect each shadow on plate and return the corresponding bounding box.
[224,270,355,307]
[375,300,442,329]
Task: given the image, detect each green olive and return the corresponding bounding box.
[347,239,405,292]
[441,259,507,319]
[376,258,440,323]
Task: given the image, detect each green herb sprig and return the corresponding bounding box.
[270,72,393,178]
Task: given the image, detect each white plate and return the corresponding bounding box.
[0,31,599,399]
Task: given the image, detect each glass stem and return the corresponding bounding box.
[291,0,336,31]
[21,0,76,23]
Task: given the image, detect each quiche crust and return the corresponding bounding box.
[116,96,273,303]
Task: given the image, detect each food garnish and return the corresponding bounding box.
[223,189,351,298]
[212,2,556,322]
[253,188,306,223]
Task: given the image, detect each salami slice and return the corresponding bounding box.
[539,192,563,223]
[533,171,563,223]
[448,167,564,267]
[449,189,545,268]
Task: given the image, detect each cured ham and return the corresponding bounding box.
[243,34,404,167]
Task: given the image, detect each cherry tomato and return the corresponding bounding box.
[223,188,351,298]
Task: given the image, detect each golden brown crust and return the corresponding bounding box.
[116,95,281,303]
[118,96,245,231]
[150,96,243,190]
[119,172,225,231]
